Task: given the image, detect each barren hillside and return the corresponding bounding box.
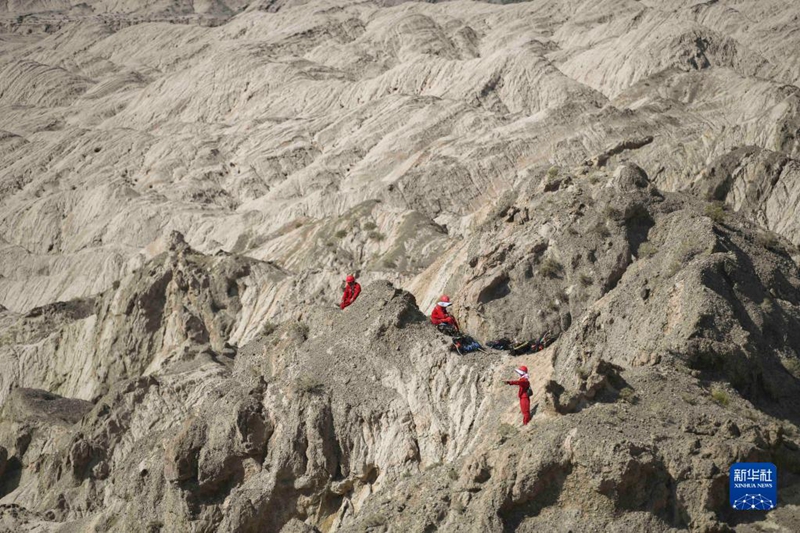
[1,1,800,532]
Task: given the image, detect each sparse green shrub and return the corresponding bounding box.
[448,467,458,481]
[705,202,726,224]
[588,173,602,185]
[261,322,277,337]
[296,376,325,395]
[579,273,592,286]
[756,231,781,252]
[363,221,377,231]
[618,387,636,404]
[577,365,591,380]
[681,393,697,406]
[638,241,658,258]
[296,321,310,338]
[547,166,559,178]
[364,513,386,527]
[666,236,710,277]
[593,221,611,238]
[325,241,335,247]
[783,423,800,439]
[488,189,518,221]
[539,257,562,278]
[783,358,800,380]
[368,231,385,242]
[710,387,730,407]
[498,423,519,442]
[603,205,622,220]
[334,229,347,239]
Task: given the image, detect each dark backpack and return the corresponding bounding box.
[510,340,533,356]
[486,338,512,350]
[451,335,482,354]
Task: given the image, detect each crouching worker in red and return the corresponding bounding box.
[505,366,532,425]
[431,295,459,332]
[340,275,361,309]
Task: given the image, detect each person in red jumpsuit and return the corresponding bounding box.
[430,295,459,331]
[340,275,361,309]
[505,366,531,425]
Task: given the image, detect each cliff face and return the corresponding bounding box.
[2,0,800,316]
[1,1,800,532]
[2,164,800,532]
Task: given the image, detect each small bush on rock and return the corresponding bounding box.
[296,376,325,395]
[364,513,386,527]
[489,189,517,220]
[593,221,611,238]
[539,257,562,278]
[603,205,622,220]
[756,231,781,252]
[711,387,730,407]
[498,423,519,443]
[705,202,726,224]
[638,242,657,258]
[681,393,697,406]
[618,387,637,404]
[296,322,310,339]
[783,358,800,380]
[261,322,277,337]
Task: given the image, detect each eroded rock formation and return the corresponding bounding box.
[2,1,800,532]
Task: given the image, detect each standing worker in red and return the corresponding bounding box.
[505,366,532,425]
[340,275,361,309]
[431,295,459,332]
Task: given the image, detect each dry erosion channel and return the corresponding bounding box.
[1,0,800,531]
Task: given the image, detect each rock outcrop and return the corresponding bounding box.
[2,164,800,531]
[2,1,800,532]
[691,146,800,248]
[2,0,800,315]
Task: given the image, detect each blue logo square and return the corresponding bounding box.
[730,462,777,510]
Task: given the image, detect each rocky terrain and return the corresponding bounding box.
[1,0,800,531]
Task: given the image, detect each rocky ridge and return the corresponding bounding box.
[1,0,800,532]
[2,163,800,531]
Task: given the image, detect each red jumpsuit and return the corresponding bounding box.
[340,282,361,309]
[506,377,531,425]
[430,305,458,330]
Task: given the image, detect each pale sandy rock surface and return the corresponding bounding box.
[1,1,800,532]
